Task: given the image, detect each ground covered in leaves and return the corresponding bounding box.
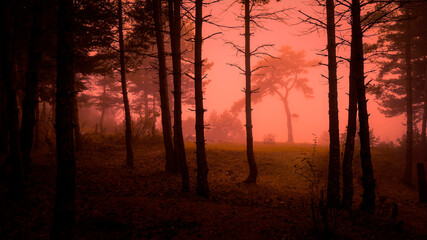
[1,137,426,239]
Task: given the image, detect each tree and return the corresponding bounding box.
[194,0,209,197]
[325,0,340,209]
[20,0,43,176]
[168,0,189,191]
[118,0,134,168]
[51,0,76,237]
[152,0,177,173]
[351,0,375,211]
[231,46,315,143]
[368,1,427,184]
[1,0,23,188]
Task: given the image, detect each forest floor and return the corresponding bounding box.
[1,137,427,239]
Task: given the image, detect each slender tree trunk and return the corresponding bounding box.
[100,106,106,134]
[34,101,40,148]
[195,0,209,197]
[152,0,176,173]
[283,93,293,143]
[72,93,81,151]
[352,0,375,211]
[341,82,357,209]
[325,0,340,209]
[51,0,76,238]
[152,94,156,136]
[1,0,22,188]
[118,0,134,168]
[276,90,293,143]
[0,81,8,155]
[169,0,189,191]
[422,57,427,160]
[20,0,43,176]
[243,0,257,184]
[404,11,413,185]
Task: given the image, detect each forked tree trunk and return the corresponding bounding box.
[1,0,22,188]
[404,11,413,185]
[325,0,340,209]
[118,0,134,168]
[243,0,257,184]
[51,0,76,238]
[352,0,375,211]
[195,0,209,197]
[169,0,189,191]
[20,0,43,176]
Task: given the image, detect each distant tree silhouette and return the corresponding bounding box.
[231,46,315,143]
[51,0,76,237]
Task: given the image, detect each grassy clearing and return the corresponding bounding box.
[1,140,426,239]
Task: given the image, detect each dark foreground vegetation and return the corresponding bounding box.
[1,137,426,239]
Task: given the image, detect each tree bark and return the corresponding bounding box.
[195,0,209,197]
[1,0,23,188]
[20,0,43,176]
[341,79,357,209]
[118,0,134,168]
[422,57,427,161]
[403,11,413,185]
[51,0,76,238]
[352,0,375,211]
[169,0,189,191]
[72,92,81,151]
[325,0,340,209]
[152,0,176,173]
[0,78,8,155]
[243,0,257,184]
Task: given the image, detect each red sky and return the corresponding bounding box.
[187,0,405,143]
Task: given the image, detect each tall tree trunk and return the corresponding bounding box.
[152,0,176,173]
[0,81,8,155]
[72,93,81,151]
[326,0,340,209]
[403,10,413,185]
[20,0,43,176]
[169,0,189,191]
[352,0,375,211]
[118,0,134,168]
[422,57,427,160]
[341,80,357,209]
[195,0,209,197]
[1,0,22,188]
[243,0,257,184]
[34,101,40,148]
[51,0,76,238]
